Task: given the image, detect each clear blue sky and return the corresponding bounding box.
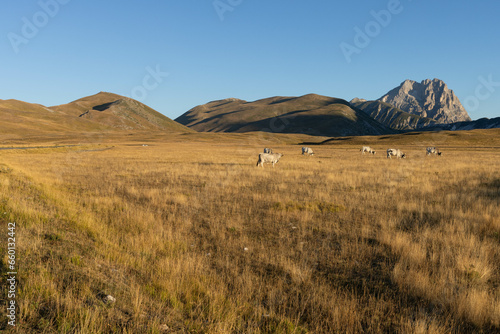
[1,0,499,120]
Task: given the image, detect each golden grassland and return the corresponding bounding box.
[0,131,499,333]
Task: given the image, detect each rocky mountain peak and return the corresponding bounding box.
[400,79,415,90]
[378,79,471,123]
[350,97,367,104]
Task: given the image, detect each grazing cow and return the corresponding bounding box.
[263,148,273,154]
[361,146,376,155]
[256,153,283,168]
[426,147,442,156]
[302,147,314,156]
[387,148,406,159]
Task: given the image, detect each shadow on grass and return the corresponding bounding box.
[479,179,500,200]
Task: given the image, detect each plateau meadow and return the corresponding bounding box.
[0,130,499,333]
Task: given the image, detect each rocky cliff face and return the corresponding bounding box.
[378,79,471,123]
[350,100,437,130]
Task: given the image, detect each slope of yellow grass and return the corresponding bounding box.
[0,133,499,333]
[0,93,193,142]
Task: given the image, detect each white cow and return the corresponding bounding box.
[361,146,376,155]
[426,147,441,156]
[387,149,406,159]
[256,153,283,167]
[302,147,314,156]
[263,148,273,154]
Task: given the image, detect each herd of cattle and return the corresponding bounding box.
[256,146,442,167]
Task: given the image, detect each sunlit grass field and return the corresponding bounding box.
[0,133,499,333]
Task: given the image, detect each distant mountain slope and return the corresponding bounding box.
[350,100,438,130]
[378,79,471,123]
[319,128,500,147]
[421,117,500,132]
[51,92,192,132]
[0,92,192,139]
[176,94,393,137]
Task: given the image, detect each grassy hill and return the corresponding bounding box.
[51,92,192,132]
[0,93,192,142]
[0,99,112,140]
[176,94,393,137]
